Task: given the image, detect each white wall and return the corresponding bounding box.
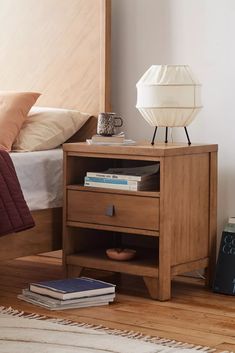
[112,0,235,235]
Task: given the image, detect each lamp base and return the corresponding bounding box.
[151,127,191,146]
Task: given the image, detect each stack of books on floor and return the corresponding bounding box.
[86,132,136,145]
[18,277,115,310]
[84,164,160,191]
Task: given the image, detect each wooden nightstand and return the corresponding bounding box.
[63,142,218,301]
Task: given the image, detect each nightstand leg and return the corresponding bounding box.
[66,265,84,278]
[158,257,171,300]
[143,276,159,299]
[144,276,171,301]
[158,234,172,300]
[158,277,171,301]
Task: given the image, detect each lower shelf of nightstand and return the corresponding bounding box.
[65,251,210,301]
[66,248,159,277]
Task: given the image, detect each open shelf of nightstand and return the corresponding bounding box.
[66,248,159,277]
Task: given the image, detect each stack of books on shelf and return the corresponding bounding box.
[86,132,136,145]
[84,164,160,191]
[18,277,115,310]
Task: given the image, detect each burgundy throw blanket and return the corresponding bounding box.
[0,149,35,236]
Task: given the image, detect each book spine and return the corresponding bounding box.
[85,176,139,185]
[84,181,138,191]
[86,172,141,181]
[92,137,124,143]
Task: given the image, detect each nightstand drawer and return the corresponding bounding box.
[67,190,159,231]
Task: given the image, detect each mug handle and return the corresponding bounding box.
[114,117,123,128]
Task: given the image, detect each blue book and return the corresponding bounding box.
[29,277,115,300]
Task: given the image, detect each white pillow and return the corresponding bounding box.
[13,107,90,151]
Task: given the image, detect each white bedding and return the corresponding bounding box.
[10,149,63,211]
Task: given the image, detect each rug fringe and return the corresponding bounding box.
[0,306,230,353]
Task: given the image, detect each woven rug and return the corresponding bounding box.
[0,306,218,353]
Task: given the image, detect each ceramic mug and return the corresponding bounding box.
[97,112,123,136]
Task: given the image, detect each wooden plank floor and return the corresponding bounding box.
[0,253,234,352]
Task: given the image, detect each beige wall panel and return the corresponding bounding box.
[0,0,111,113]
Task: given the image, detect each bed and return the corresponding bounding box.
[0,0,111,260]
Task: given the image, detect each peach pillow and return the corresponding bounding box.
[13,107,90,151]
[0,92,40,151]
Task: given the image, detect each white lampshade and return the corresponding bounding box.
[136,65,202,127]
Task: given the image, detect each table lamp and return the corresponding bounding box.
[136,65,202,145]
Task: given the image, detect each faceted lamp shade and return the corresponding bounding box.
[136,65,202,127]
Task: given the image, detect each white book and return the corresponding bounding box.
[91,133,125,143]
[84,180,157,191]
[84,181,138,191]
[18,294,112,310]
[22,288,115,306]
[84,176,140,186]
[86,139,136,146]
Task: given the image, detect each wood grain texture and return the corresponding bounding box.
[0,0,111,261]
[67,185,160,198]
[63,143,218,301]
[0,0,111,114]
[67,190,160,231]
[143,276,159,300]
[63,142,218,157]
[67,250,159,277]
[164,153,210,265]
[206,151,218,287]
[67,221,159,237]
[158,156,171,300]
[0,254,234,352]
[0,208,62,261]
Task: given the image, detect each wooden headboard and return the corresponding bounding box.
[0,0,111,138]
[0,0,111,261]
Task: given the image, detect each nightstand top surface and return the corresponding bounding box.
[63,141,218,157]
